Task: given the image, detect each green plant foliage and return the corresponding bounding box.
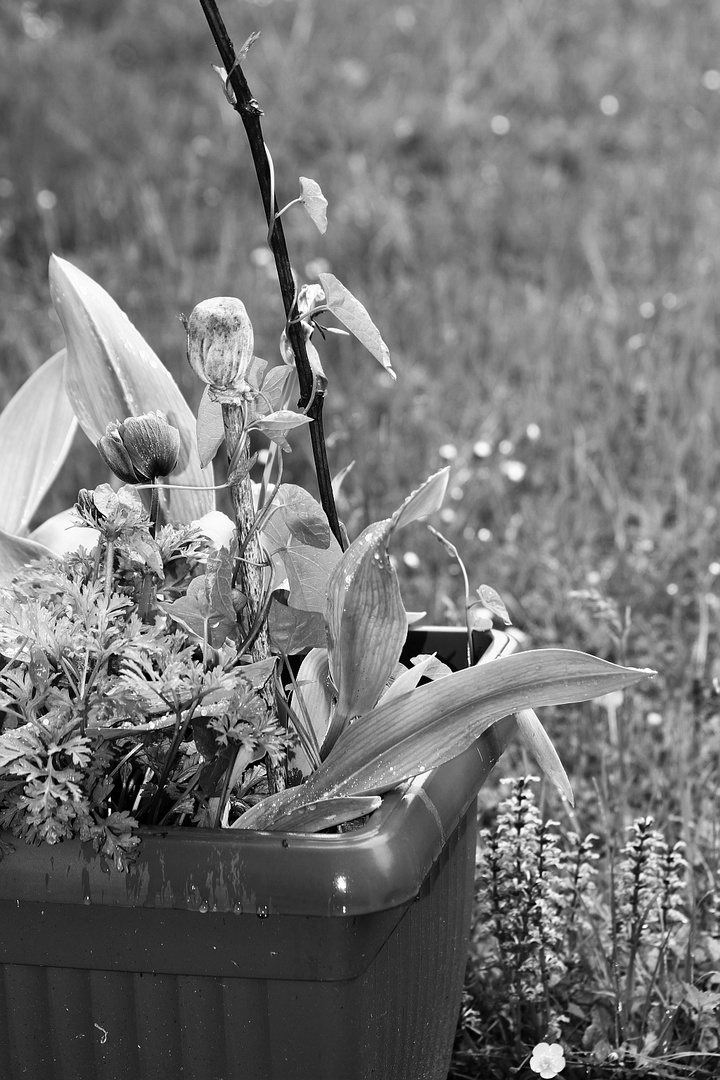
[454,777,720,1080]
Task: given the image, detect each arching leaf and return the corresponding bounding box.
[0,350,77,533]
[49,255,214,522]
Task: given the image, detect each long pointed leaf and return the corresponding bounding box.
[516,708,573,804]
[0,350,77,533]
[322,650,652,797]
[29,509,99,555]
[49,256,214,522]
[0,528,56,581]
[249,795,382,834]
[236,650,652,830]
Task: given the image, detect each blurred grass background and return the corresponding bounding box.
[3,0,720,848]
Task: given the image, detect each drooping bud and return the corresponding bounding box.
[186,297,254,390]
[96,412,180,484]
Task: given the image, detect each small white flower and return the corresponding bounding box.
[530,1041,565,1078]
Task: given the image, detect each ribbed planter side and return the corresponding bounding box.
[0,810,476,1080]
[0,629,516,1080]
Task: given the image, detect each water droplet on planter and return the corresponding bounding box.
[233,902,243,915]
[199,900,209,914]
[256,905,269,919]
[83,895,92,906]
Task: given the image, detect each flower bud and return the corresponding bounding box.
[97,412,180,484]
[186,297,254,389]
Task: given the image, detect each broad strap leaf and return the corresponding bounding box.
[49,255,214,522]
[236,650,653,830]
[28,509,99,556]
[515,708,573,804]
[390,468,450,531]
[0,528,56,582]
[0,350,77,533]
[252,795,382,833]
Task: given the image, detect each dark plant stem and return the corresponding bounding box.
[197,0,343,547]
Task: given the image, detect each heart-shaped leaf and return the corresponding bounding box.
[49,255,214,522]
[268,594,327,654]
[196,387,225,468]
[0,350,77,534]
[318,273,395,378]
[250,409,312,451]
[262,486,342,612]
[299,176,328,235]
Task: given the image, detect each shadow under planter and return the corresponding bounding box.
[0,628,516,1080]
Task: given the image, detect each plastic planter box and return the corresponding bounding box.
[0,628,516,1080]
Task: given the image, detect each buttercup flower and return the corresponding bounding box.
[97,412,180,484]
[185,296,254,390]
[530,1042,565,1078]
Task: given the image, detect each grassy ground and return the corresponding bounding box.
[3,0,720,1075]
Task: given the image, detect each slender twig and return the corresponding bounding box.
[196,0,343,546]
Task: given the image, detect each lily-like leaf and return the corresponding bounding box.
[318,273,395,379]
[324,517,406,749]
[235,650,653,830]
[0,528,56,581]
[380,654,452,706]
[29,509,99,556]
[294,648,334,757]
[49,255,214,522]
[0,350,77,534]
[390,467,450,531]
[324,470,452,750]
[253,795,382,834]
[515,707,573,805]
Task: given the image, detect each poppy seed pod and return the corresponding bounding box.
[97,411,181,484]
[186,297,254,389]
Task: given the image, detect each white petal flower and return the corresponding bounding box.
[530,1042,566,1078]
